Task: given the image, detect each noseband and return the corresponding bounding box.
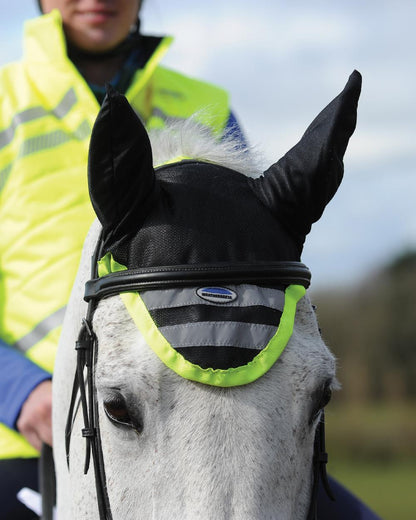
[64,233,333,520]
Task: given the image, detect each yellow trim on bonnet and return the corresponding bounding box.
[97,252,127,277]
[98,252,305,387]
[120,285,304,387]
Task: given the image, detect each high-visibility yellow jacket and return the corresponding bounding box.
[0,9,230,459]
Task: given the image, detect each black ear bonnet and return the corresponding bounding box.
[86,74,360,382]
[88,72,362,269]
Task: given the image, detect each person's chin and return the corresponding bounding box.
[73,29,123,54]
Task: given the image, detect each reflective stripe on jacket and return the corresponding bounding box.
[0,9,230,458]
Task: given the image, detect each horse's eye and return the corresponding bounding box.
[309,380,332,425]
[103,395,134,429]
[103,393,144,434]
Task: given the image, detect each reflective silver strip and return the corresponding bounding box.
[151,107,186,125]
[0,163,12,192]
[16,120,91,158]
[0,88,78,151]
[159,321,277,350]
[0,107,46,149]
[14,306,66,353]
[0,118,90,194]
[18,129,71,158]
[158,88,185,99]
[73,119,91,140]
[53,88,77,119]
[141,285,285,312]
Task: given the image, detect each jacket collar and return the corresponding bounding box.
[23,10,173,82]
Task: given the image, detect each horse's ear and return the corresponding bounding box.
[88,85,157,247]
[250,70,361,249]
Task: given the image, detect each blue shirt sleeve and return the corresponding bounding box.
[224,110,249,149]
[0,340,51,430]
[318,476,383,520]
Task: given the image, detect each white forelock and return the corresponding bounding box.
[149,118,264,178]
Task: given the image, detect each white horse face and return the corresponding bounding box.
[54,247,335,520]
[88,292,335,520]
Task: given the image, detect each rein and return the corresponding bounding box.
[307,411,335,519]
[63,233,333,520]
[65,234,112,519]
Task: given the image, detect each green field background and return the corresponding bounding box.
[325,403,416,520]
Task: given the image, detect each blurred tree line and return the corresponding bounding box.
[312,250,416,403]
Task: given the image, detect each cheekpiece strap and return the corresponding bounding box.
[307,411,335,520]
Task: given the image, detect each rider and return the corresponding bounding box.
[0,1,244,517]
[0,2,380,519]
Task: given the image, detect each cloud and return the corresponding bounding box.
[151,7,354,79]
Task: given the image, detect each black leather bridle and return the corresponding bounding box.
[64,234,333,520]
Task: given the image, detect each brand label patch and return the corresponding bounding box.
[196,287,237,304]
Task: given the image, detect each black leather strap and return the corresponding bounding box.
[65,233,114,520]
[84,261,311,301]
[307,411,335,520]
[39,443,56,520]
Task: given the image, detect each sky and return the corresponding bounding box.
[1,0,415,289]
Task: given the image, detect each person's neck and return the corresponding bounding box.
[74,54,126,86]
[66,36,136,86]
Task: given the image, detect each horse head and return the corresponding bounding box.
[53,71,361,519]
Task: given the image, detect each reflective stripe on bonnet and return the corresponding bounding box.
[140,285,285,311]
[97,253,305,386]
[120,285,305,387]
[159,321,278,350]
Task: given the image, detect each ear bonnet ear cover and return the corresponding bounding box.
[250,70,361,247]
[88,85,158,249]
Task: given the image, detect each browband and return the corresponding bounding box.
[84,262,311,302]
